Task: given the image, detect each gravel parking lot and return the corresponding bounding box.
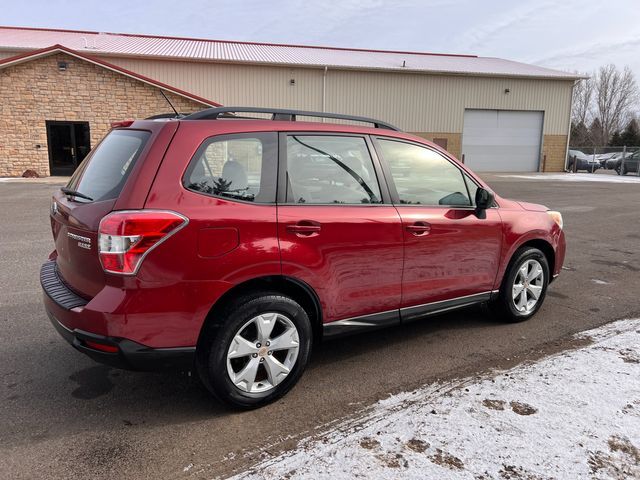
[1,173,639,479]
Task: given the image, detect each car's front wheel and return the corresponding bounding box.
[488,247,549,323]
[197,293,312,409]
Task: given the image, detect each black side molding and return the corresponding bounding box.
[322,291,493,339]
[400,292,492,323]
[322,310,400,338]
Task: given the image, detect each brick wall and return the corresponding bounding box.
[0,53,208,177]
[410,132,462,160]
[542,135,568,172]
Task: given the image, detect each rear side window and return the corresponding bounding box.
[184,133,277,203]
[67,129,150,202]
[285,135,382,204]
[377,139,471,206]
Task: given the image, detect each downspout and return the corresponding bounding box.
[564,79,578,171]
[322,66,328,114]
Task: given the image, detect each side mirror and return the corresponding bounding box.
[475,187,494,218]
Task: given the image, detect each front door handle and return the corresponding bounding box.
[287,221,321,237]
[406,221,431,236]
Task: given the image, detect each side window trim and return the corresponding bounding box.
[276,131,392,206]
[182,131,278,204]
[372,136,480,209]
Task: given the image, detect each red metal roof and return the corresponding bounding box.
[0,25,582,79]
[0,44,220,106]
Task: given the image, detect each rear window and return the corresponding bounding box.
[66,129,150,202]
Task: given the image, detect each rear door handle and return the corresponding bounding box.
[287,221,321,237]
[406,222,431,236]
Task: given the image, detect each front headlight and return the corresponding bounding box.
[547,211,563,230]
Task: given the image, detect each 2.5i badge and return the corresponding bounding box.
[67,232,91,250]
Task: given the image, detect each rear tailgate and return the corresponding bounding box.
[50,121,179,298]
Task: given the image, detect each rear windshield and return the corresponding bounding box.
[66,129,151,202]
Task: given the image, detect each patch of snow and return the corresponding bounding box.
[592,279,610,285]
[235,319,640,480]
[498,173,640,183]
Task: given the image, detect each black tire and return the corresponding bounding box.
[488,247,549,323]
[616,165,622,175]
[196,292,312,409]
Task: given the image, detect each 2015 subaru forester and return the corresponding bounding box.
[42,107,565,408]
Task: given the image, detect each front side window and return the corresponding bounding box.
[464,174,479,206]
[185,133,276,203]
[285,135,382,204]
[377,139,471,206]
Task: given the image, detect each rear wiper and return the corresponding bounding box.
[61,187,93,201]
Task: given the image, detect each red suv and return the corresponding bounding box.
[42,107,565,408]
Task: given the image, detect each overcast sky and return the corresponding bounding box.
[3,0,640,78]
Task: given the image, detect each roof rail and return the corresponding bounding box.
[181,107,401,131]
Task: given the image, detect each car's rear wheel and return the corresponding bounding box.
[488,247,549,323]
[196,293,312,409]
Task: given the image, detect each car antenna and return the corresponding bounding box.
[159,90,180,117]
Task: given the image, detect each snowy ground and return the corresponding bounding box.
[497,173,640,183]
[235,319,640,480]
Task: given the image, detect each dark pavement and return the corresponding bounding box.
[1,173,639,479]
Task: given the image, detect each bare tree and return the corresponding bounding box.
[593,65,638,142]
[571,76,594,126]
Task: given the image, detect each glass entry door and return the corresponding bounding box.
[46,121,91,176]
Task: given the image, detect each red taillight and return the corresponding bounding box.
[84,340,119,353]
[98,210,188,275]
[110,119,134,128]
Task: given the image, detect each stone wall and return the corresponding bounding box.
[0,53,209,176]
[541,135,568,172]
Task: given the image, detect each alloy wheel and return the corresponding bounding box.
[226,312,300,393]
[511,259,544,314]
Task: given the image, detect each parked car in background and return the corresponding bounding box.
[604,152,624,171]
[42,107,566,408]
[618,151,639,175]
[567,150,600,172]
[595,152,616,168]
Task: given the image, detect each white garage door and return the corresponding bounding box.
[462,110,543,172]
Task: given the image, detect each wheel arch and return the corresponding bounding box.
[518,238,555,276]
[499,237,555,288]
[196,275,323,349]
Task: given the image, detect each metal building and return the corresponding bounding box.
[0,26,582,176]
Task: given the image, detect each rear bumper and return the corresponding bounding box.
[42,261,195,371]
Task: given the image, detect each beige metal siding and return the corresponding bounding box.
[103,56,573,135]
[104,57,324,111]
[0,47,571,135]
[0,50,21,60]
